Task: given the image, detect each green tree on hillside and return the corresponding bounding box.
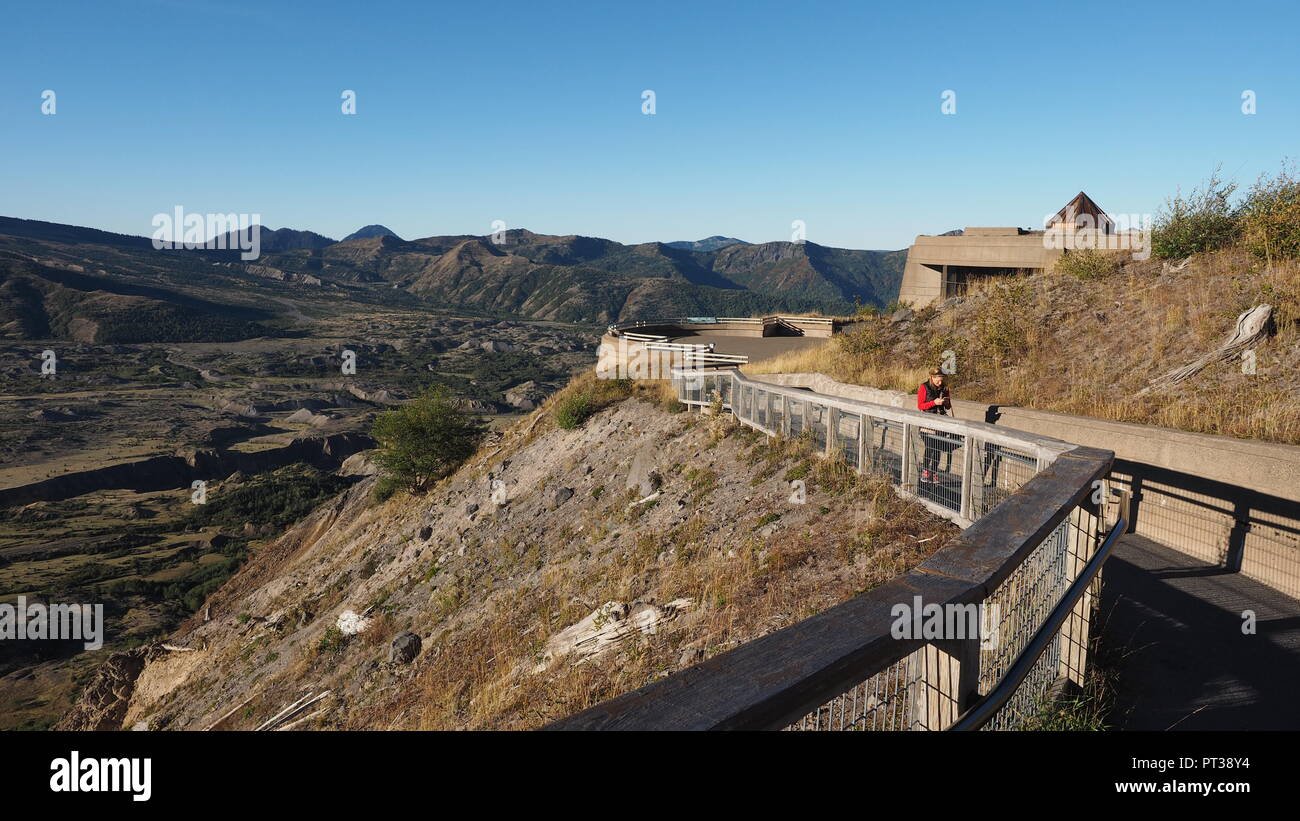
[371,386,487,495]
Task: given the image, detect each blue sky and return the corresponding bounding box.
[2,0,1297,250]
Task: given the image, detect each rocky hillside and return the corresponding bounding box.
[0,218,907,338]
[309,228,905,321]
[342,225,401,242]
[59,383,953,730]
[0,219,319,343]
[0,258,275,343]
[666,236,750,252]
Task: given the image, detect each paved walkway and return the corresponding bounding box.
[666,331,826,364]
[1099,533,1300,730]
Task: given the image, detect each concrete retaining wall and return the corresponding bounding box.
[749,372,913,408]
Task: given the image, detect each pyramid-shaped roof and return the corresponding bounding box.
[1047,191,1113,231]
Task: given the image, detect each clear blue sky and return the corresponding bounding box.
[2,0,1297,250]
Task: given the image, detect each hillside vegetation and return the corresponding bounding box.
[60,381,954,730]
[749,167,1300,445]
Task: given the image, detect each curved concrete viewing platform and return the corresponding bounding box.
[598,315,839,378]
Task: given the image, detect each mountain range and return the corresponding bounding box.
[342,224,401,242]
[664,235,750,252]
[0,216,907,342]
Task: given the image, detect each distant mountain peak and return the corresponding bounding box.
[343,224,402,242]
[665,236,751,252]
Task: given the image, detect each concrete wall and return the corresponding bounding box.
[952,404,1300,599]
[778,318,835,338]
[596,334,692,379]
[897,228,1140,308]
[898,230,1062,307]
[748,372,913,408]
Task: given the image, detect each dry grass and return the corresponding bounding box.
[465,372,682,479]
[743,346,925,393]
[353,418,953,730]
[746,248,1300,445]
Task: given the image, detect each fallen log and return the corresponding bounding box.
[1138,304,1273,395]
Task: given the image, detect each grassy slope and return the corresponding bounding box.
[747,248,1300,445]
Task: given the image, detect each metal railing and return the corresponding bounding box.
[607,315,835,337]
[679,369,1072,528]
[546,368,1116,731]
[621,331,670,343]
[607,338,749,369]
[948,515,1124,730]
[644,341,715,352]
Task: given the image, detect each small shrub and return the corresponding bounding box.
[316,625,349,656]
[553,391,593,429]
[754,512,781,530]
[837,321,889,358]
[1151,168,1240,259]
[812,453,857,495]
[551,377,634,429]
[1239,163,1300,261]
[971,278,1033,365]
[1055,249,1121,280]
[689,468,718,497]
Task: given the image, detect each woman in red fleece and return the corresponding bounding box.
[917,368,950,482]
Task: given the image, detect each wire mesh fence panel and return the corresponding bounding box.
[770,393,784,434]
[837,412,861,470]
[703,374,720,404]
[1241,517,1300,600]
[785,652,924,731]
[864,416,905,484]
[970,440,1039,519]
[788,399,804,436]
[719,374,732,406]
[1104,469,1300,600]
[755,389,768,428]
[1129,478,1234,567]
[982,507,1103,731]
[687,373,702,403]
[808,402,828,452]
[978,518,1071,698]
[913,428,965,513]
[980,625,1063,731]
